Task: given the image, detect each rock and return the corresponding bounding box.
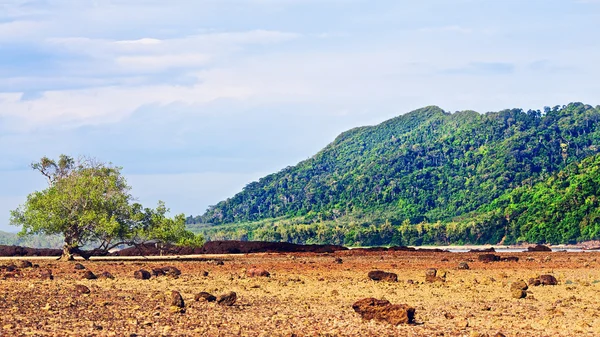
[469,247,496,253]
[511,289,527,299]
[74,263,86,270]
[478,254,500,263]
[134,269,151,280]
[213,260,224,266]
[458,262,470,270]
[151,268,166,277]
[352,298,415,325]
[539,274,558,285]
[528,244,552,252]
[82,271,97,280]
[246,267,270,278]
[40,269,53,280]
[368,270,398,282]
[195,292,217,302]
[493,333,507,337]
[425,268,444,283]
[335,257,343,264]
[441,258,449,262]
[500,256,519,262]
[99,271,115,279]
[217,291,237,306]
[161,266,181,277]
[201,271,209,277]
[170,291,185,308]
[510,280,528,291]
[15,260,33,268]
[528,278,541,286]
[74,284,90,294]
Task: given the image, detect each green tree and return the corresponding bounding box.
[10,155,203,260]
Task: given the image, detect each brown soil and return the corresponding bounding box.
[0,250,599,336]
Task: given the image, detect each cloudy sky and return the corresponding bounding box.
[1,0,599,231]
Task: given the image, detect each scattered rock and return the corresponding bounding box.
[406,279,415,284]
[510,280,528,291]
[74,284,90,294]
[217,291,237,306]
[527,244,552,252]
[352,298,415,325]
[74,263,86,270]
[368,270,398,282]
[15,260,33,268]
[441,258,449,262]
[161,266,181,277]
[195,292,216,302]
[469,247,496,253]
[201,271,209,277]
[494,333,507,337]
[40,269,53,280]
[539,274,558,285]
[335,257,343,264]
[82,271,97,280]
[458,262,470,270]
[528,278,541,286]
[425,268,445,282]
[134,269,151,280]
[170,291,185,308]
[478,254,500,263]
[151,268,166,277]
[99,271,115,279]
[500,256,519,262]
[246,267,270,278]
[512,289,527,299]
[213,260,224,266]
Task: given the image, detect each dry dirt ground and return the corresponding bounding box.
[1,251,599,336]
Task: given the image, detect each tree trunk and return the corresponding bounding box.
[58,245,75,261]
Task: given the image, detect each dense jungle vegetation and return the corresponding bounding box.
[188,102,600,245]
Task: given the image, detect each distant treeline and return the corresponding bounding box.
[188,103,600,245]
[0,231,63,248]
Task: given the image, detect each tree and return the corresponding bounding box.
[10,155,203,261]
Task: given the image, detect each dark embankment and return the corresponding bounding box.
[0,245,61,257]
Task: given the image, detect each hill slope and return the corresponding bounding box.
[193,103,600,245]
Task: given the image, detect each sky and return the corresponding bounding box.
[1,0,600,231]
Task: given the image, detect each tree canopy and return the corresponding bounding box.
[189,103,600,245]
[10,155,203,260]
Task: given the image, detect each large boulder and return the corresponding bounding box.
[527,244,552,252]
[478,254,500,263]
[74,285,90,294]
[170,291,185,308]
[195,292,217,302]
[539,274,558,285]
[510,280,528,291]
[81,271,97,280]
[368,270,398,282]
[352,298,415,325]
[425,268,445,283]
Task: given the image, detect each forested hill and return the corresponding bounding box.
[192,102,600,245]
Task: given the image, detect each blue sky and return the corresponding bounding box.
[1,0,600,231]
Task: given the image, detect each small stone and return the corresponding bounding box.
[539,274,558,285]
[74,263,86,270]
[335,258,343,264]
[161,266,181,277]
[40,269,53,280]
[202,271,209,277]
[352,298,415,325]
[134,269,151,280]
[82,271,97,280]
[478,254,500,263]
[246,268,270,278]
[170,291,185,308]
[195,292,216,302]
[74,284,90,294]
[217,291,237,306]
[458,262,470,270]
[368,270,398,282]
[510,280,528,291]
[99,271,115,279]
[15,260,33,268]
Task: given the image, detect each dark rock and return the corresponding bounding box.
[15,260,33,268]
[201,271,209,277]
[99,271,115,279]
[335,258,343,264]
[74,284,90,294]
[74,263,86,270]
[528,278,541,286]
[478,254,500,263]
[246,268,270,278]
[352,298,415,325]
[134,269,151,280]
[539,274,558,285]
[151,268,166,277]
[5,265,16,272]
[457,262,470,270]
[425,268,445,282]
[494,333,507,337]
[161,266,181,277]
[213,260,224,266]
[195,292,216,302]
[170,291,185,308]
[82,271,97,280]
[217,291,237,306]
[500,256,519,262]
[441,258,449,262]
[527,244,552,252]
[469,247,496,253]
[368,270,398,282]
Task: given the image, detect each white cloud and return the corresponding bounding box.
[115,53,212,72]
[0,20,46,41]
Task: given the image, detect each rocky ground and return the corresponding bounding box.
[1,250,599,336]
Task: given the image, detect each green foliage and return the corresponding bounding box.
[192,103,600,245]
[10,155,202,254]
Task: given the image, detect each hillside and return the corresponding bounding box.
[191,103,600,245]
